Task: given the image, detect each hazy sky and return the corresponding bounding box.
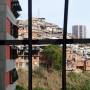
[18,0,28,20]
[19,0,90,38]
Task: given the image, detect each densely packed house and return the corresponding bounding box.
[66,44,90,72]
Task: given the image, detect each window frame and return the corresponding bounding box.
[1,0,90,90]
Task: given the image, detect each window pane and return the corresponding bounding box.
[32,0,64,40]
[67,0,90,39]
[32,44,62,90]
[66,44,90,90]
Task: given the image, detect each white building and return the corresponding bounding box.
[72,25,86,39]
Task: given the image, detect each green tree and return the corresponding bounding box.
[16,85,27,90]
[33,87,49,90]
[43,45,62,70]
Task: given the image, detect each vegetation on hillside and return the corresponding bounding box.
[16,45,90,90]
[17,69,90,90]
[16,69,28,90]
[33,87,50,90]
[16,85,27,90]
[43,45,62,70]
[32,67,62,90]
[67,71,90,90]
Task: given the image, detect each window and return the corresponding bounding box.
[32,45,62,89]
[32,0,90,90]
[1,0,90,90]
[32,0,65,89]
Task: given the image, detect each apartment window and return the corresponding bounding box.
[0,0,64,89]
[1,0,90,90]
[32,0,90,90]
[32,0,64,89]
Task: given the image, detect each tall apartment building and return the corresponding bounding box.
[0,0,22,90]
[72,25,86,39]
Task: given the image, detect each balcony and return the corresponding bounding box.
[10,46,18,59]
[11,25,18,38]
[11,0,22,11]
[10,68,18,84]
[11,0,22,18]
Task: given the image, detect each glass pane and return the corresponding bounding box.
[66,44,90,90]
[67,0,90,39]
[0,0,28,40]
[32,44,62,90]
[32,0,64,40]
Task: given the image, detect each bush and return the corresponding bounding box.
[16,85,27,90]
[32,67,45,78]
[66,72,90,90]
[33,87,49,90]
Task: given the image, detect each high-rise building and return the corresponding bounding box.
[0,0,22,90]
[72,25,86,39]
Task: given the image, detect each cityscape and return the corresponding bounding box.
[17,18,90,90]
[1,0,90,90]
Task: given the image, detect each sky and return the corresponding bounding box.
[18,0,28,20]
[19,0,90,38]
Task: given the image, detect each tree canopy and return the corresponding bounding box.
[43,45,62,70]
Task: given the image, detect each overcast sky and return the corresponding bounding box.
[19,0,90,38]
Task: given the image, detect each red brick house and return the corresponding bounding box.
[66,47,90,71]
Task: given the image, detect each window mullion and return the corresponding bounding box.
[62,0,69,90]
[28,0,32,90]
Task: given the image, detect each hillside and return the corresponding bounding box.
[32,68,62,90]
